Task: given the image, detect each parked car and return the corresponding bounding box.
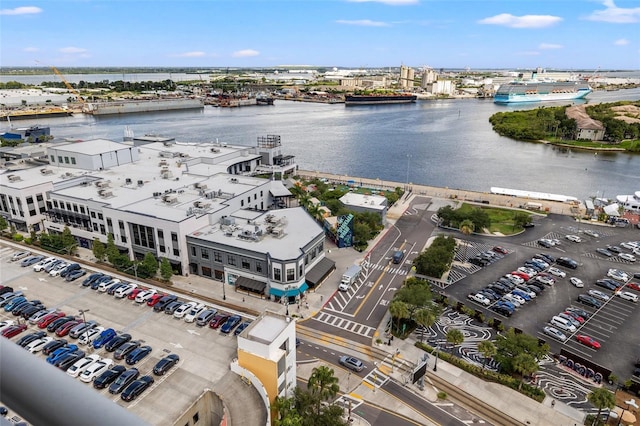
[48,262,69,277]
[492,246,508,255]
[11,250,31,262]
[209,313,230,329]
[596,248,614,257]
[78,326,105,346]
[127,288,145,300]
[196,309,217,326]
[126,345,152,365]
[105,333,132,352]
[565,235,582,243]
[121,375,154,402]
[578,294,602,308]
[55,350,86,371]
[92,328,117,349]
[25,336,54,353]
[183,304,206,323]
[617,291,638,302]
[565,307,591,320]
[220,315,242,334]
[59,263,81,278]
[55,320,83,337]
[467,293,491,306]
[588,289,610,302]
[569,277,584,288]
[67,354,101,378]
[46,344,78,364]
[153,354,180,376]
[82,273,104,287]
[619,253,637,262]
[80,358,114,383]
[607,268,630,282]
[16,331,47,348]
[563,311,585,323]
[109,367,140,394]
[153,294,177,311]
[114,283,138,299]
[135,289,157,303]
[234,321,251,336]
[65,269,87,282]
[583,230,600,238]
[596,280,620,292]
[556,257,578,269]
[628,282,640,292]
[94,365,127,389]
[538,239,553,248]
[42,339,68,356]
[339,355,364,372]
[543,326,567,342]
[491,305,513,317]
[146,293,166,307]
[47,316,77,333]
[33,257,57,272]
[21,255,45,267]
[173,301,198,319]
[548,267,566,278]
[576,334,601,349]
[69,320,99,339]
[114,340,141,360]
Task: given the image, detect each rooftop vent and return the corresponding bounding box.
[125,178,132,185]
[98,189,113,198]
[40,168,54,175]
[230,177,238,183]
[95,180,111,188]
[7,174,21,182]
[137,180,144,186]
[162,194,178,204]
[210,147,220,153]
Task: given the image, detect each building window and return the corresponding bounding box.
[214,251,222,262]
[256,263,262,273]
[201,248,209,259]
[192,412,200,423]
[273,268,281,281]
[159,245,165,253]
[318,242,324,252]
[228,255,236,266]
[191,246,196,256]
[80,206,85,214]
[241,258,250,270]
[98,213,103,220]
[58,156,63,163]
[121,235,127,243]
[99,224,106,235]
[171,233,177,241]
[287,268,295,281]
[50,155,55,162]
[64,157,70,164]
[201,267,212,277]
[90,211,96,218]
[241,200,244,207]
[173,248,179,256]
[70,157,76,165]
[299,264,303,276]
[304,255,309,265]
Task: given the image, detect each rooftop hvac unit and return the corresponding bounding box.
[161,171,171,179]
[210,147,220,153]
[230,178,238,183]
[40,168,54,175]
[162,194,178,204]
[98,189,113,198]
[125,178,132,184]
[137,180,144,186]
[158,160,168,166]
[153,192,162,198]
[7,175,21,182]
[95,180,110,188]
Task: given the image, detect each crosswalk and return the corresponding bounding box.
[581,252,633,264]
[361,261,408,277]
[311,311,377,338]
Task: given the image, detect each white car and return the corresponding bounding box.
[66,354,101,377]
[518,267,537,277]
[588,289,610,302]
[98,279,120,292]
[10,251,31,262]
[173,301,198,319]
[620,242,637,250]
[114,283,137,298]
[135,289,157,303]
[508,292,526,305]
[569,277,584,288]
[583,230,600,238]
[25,337,54,353]
[184,303,206,323]
[607,268,629,282]
[531,258,550,268]
[0,320,16,332]
[565,235,582,243]
[515,286,536,298]
[548,267,566,278]
[468,293,491,306]
[79,358,113,383]
[617,291,638,302]
[618,253,636,262]
[49,262,69,277]
[33,257,57,272]
[536,275,555,286]
[78,326,105,346]
[28,308,57,324]
[505,274,525,285]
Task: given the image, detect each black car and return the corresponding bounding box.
[0,286,14,296]
[47,316,76,333]
[126,345,152,365]
[565,307,591,320]
[537,253,556,263]
[153,295,177,312]
[595,280,619,291]
[91,275,113,290]
[153,354,180,375]
[538,239,552,248]
[42,339,68,356]
[491,305,513,317]
[114,340,141,360]
[556,257,578,269]
[105,333,132,352]
[13,301,44,317]
[93,365,127,389]
[121,375,154,402]
[65,269,86,282]
[21,305,47,320]
[16,331,47,347]
[578,294,602,308]
[55,350,85,370]
[82,273,104,287]
[109,368,139,394]
[59,263,81,278]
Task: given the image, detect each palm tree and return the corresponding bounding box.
[413,305,441,342]
[458,219,475,261]
[477,340,496,369]
[587,388,615,425]
[388,300,409,335]
[513,353,538,390]
[307,365,340,415]
[445,328,464,353]
[306,203,323,222]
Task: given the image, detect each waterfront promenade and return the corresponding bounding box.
[297,169,584,217]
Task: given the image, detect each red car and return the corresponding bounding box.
[209,314,230,329]
[576,334,601,349]
[1,323,28,338]
[146,294,165,307]
[493,246,508,255]
[563,311,585,323]
[55,320,83,337]
[127,288,145,300]
[37,311,66,329]
[627,282,640,292]
[511,271,530,281]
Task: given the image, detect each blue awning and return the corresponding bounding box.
[270,283,308,297]
[299,282,309,293]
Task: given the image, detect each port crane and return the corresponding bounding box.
[35,60,86,107]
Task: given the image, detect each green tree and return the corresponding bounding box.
[106,233,119,264]
[388,300,410,334]
[160,258,173,281]
[587,388,615,425]
[513,211,531,230]
[61,226,76,255]
[413,305,441,342]
[0,216,7,234]
[512,353,539,390]
[477,340,497,369]
[272,396,303,426]
[140,252,158,278]
[446,328,464,352]
[494,328,549,375]
[92,238,106,262]
[307,365,340,415]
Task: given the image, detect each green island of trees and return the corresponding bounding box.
[488,101,640,152]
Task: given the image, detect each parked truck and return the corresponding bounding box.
[339,265,362,291]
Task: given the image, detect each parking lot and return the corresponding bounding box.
[0,245,251,425]
[443,214,640,380]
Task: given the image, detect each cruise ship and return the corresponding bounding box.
[494,74,592,104]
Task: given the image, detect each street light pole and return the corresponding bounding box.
[406,154,411,189]
[78,309,91,350]
[433,345,439,372]
[222,281,226,300]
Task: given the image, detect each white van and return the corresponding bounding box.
[550,316,577,333]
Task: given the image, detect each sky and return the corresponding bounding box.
[0,0,638,70]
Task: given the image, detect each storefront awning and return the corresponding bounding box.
[270,283,308,297]
[235,276,266,294]
[305,257,336,287]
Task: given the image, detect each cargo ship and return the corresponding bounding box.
[494,78,592,104]
[83,98,204,115]
[0,107,72,121]
[344,94,417,106]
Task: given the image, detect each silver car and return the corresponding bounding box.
[543,326,567,342]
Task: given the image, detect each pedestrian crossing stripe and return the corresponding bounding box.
[311,312,376,338]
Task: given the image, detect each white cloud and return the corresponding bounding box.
[232,49,259,58]
[585,0,640,24]
[0,6,42,16]
[539,43,563,49]
[59,47,87,54]
[346,0,419,5]
[177,51,206,57]
[478,13,562,28]
[336,19,390,27]
[23,47,39,52]
[614,38,629,45]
